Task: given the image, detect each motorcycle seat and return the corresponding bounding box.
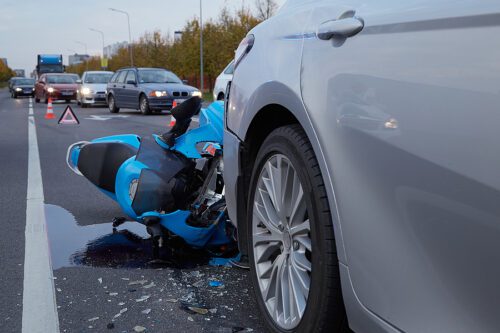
[77,142,137,193]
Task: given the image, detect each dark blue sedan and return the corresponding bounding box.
[106,67,201,114]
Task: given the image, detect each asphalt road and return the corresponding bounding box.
[0,88,264,333]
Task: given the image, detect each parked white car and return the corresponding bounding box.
[77,71,114,108]
[212,60,234,101]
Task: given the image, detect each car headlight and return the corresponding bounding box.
[81,87,91,95]
[15,87,22,92]
[234,34,255,69]
[32,88,35,91]
[191,91,202,97]
[47,87,54,93]
[149,90,167,97]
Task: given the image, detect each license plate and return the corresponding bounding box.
[174,99,185,105]
[24,90,31,93]
[62,92,73,96]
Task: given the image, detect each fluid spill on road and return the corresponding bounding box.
[45,204,212,270]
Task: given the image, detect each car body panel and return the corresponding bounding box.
[299,0,500,332]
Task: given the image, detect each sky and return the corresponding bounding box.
[0,0,285,74]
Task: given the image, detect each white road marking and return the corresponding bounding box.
[28,97,33,115]
[22,111,60,332]
[84,115,130,121]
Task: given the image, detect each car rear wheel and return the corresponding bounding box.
[108,95,119,113]
[217,92,225,101]
[140,95,151,115]
[247,125,350,333]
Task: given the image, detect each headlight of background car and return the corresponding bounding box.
[191,91,202,97]
[47,87,54,93]
[15,87,22,92]
[81,87,91,95]
[32,88,35,91]
[149,91,167,97]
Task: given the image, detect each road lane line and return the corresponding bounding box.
[28,97,33,115]
[22,112,60,332]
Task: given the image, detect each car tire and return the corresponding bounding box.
[217,92,225,101]
[35,96,40,103]
[65,99,71,103]
[108,95,119,113]
[44,95,48,104]
[247,124,350,333]
[140,95,151,115]
[81,103,87,109]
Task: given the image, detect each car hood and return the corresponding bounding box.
[81,83,108,92]
[141,83,198,93]
[13,85,34,89]
[49,83,78,89]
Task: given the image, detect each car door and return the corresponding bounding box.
[300,1,500,332]
[112,71,127,107]
[123,70,140,108]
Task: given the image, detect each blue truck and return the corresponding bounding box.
[36,54,64,78]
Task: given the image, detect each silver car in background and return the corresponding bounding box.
[224,1,500,332]
[77,71,114,108]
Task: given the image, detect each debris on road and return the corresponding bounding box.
[141,308,151,315]
[135,295,151,302]
[87,317,99,322]
[133,325,147,332]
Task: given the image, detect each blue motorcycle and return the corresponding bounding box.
[67,97,235,258]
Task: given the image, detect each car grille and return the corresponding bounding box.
[172,91,189,97]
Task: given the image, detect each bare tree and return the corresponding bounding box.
[255,0,278,20]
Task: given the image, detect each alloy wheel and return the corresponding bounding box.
[252,153,312,330]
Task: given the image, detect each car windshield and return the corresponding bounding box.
[138,69,181,84]
[46,75,77,84]
[84,73,113,84]
[15,79,35,85]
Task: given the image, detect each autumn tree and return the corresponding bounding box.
[255,0,278,20]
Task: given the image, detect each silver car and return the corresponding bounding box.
[77,71,114,108]
[224,1,500,332]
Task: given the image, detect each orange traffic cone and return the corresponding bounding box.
[45,97,55,119]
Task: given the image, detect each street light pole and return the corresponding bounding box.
[199,0,204,92]
[109,8,134,67]
[89,28,106,69]
[75,41,88,71]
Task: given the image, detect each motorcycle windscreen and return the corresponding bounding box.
[131,168,176,216]
[135,136,190,177]
[131,136,192,215]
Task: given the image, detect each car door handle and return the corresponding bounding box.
[317,16,364,40]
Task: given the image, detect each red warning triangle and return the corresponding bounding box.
[58,105,79,125]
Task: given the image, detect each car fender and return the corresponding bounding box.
[232,80,348,265]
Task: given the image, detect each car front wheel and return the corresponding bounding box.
[140,95,151,115]
[247,124,350,333]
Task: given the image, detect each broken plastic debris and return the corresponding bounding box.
[129,280,148,285]
[208,280,223,287]
[98,278,102,284]
[141,308,151,315]
[188,306,209,315]
[87,317,99,322]
[135,295,151,302]
[109,292,118,296]
[133,326,146,332]
[165,298,178,303]
[143,282,155,289]
[209,308,217,314]
[187,316,194,322]
[118,302,125,306]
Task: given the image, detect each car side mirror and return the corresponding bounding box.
[182,79,188,84]
[127,80,137,85]
[76,79,82,84]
